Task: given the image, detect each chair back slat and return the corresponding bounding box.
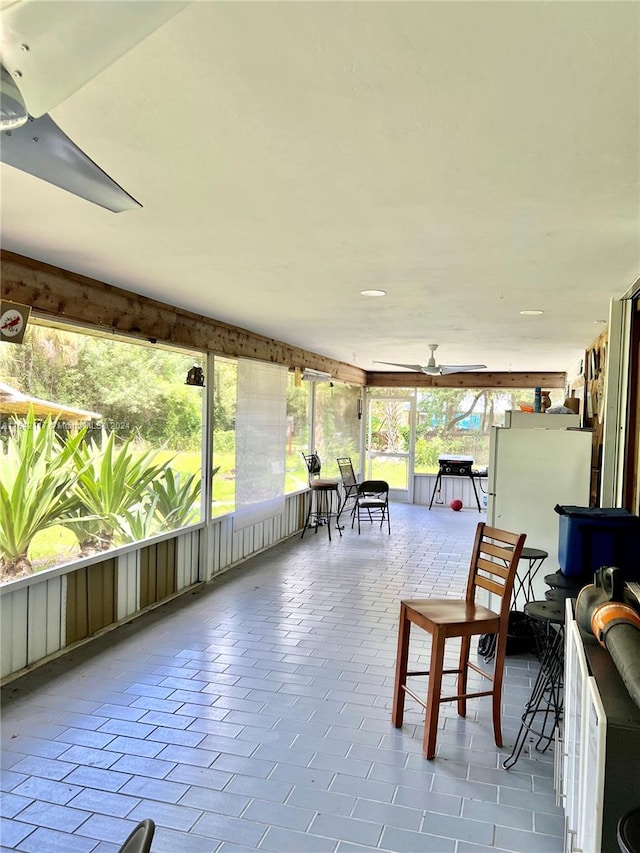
[483,525,524,546]
[475,575,505,597]
[478,540,515,561]
[476,556,510,580]
[466,522,526,613]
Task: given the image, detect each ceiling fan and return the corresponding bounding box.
[0,0,188,212]
[374,344,487,376]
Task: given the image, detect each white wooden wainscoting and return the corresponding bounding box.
[0,577,64,678]
[0,492,306,682]
[413,474,488,511]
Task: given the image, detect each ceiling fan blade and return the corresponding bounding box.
[439,364,487,375]
[1,113,141,212]
[372,361,425,372]
[1,0,188,117]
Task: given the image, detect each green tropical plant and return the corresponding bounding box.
[119,497,161,543]
[149,467,200,530]
[148,466,217,530]
[0,411,88,577]
[64,431,166,553]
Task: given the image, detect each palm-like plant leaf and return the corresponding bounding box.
[64,431,167,549]
[119,497,160,542]
[149,467,203,530]
[0,410,88,571]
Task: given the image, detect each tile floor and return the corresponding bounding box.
[1,504,564,853]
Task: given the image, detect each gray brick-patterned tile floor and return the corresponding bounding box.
[1,504,563,852]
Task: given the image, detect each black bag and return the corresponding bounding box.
[478,632,496,662]
[478,611,538,662]
[506,611,539,656]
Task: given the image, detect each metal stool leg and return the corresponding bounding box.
[503,603,564,771]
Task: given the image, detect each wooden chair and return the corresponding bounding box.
[392,522,526,759]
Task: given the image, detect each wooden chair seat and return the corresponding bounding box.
[403,599,501,629]
[392,522,526,759]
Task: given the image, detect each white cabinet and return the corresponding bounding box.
[561,616,593,851]
[579,678,606,852]
[559,598,640,853]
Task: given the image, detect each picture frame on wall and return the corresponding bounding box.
[0,301,31,345]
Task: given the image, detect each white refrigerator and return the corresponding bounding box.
[503,410,581,429]
[487,426,593,599]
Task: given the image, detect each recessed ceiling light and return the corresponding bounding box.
[519,309,544,315]
[360,289,387,297]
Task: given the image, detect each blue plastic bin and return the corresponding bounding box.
[555,505,640,579]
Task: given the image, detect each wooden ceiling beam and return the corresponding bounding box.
[2,251,566,391]
[366,371,566,389]
[1,251,366,386]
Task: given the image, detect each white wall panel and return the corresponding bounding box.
[266,517,275,548]
[116,551,139,621]
[413,475,487,512]
[1,492,307,682]
[27,578,63,664]
[220,517,233,572]
[254,523,264,553]
[1,587,28,677]
[190,530,201,584]
[200,525,213,581]
[176,529,200,590]
[285,494,300,535]
[176,532,188,590]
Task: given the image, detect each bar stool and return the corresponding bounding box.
[544,570,585,594]
[510,546,548,609]
[503,599,564,770]
[300,452,342,541]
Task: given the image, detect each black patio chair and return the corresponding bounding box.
[336,457,359,524]
[352,479,390,534]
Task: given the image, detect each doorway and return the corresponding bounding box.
[365,395,415,503]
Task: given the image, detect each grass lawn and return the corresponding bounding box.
[23,448,313,568]
[29,526,80,570]
[154,450,201,474]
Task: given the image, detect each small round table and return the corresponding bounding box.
[508,546,548,609]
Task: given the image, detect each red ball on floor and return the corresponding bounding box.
[450,499,463,511]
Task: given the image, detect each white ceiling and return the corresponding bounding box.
[1,1,638,375]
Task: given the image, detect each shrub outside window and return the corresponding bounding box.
[313,382,361,478]
[211,356,237,517]
[414,388,564,472]
[0,323,204,582]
